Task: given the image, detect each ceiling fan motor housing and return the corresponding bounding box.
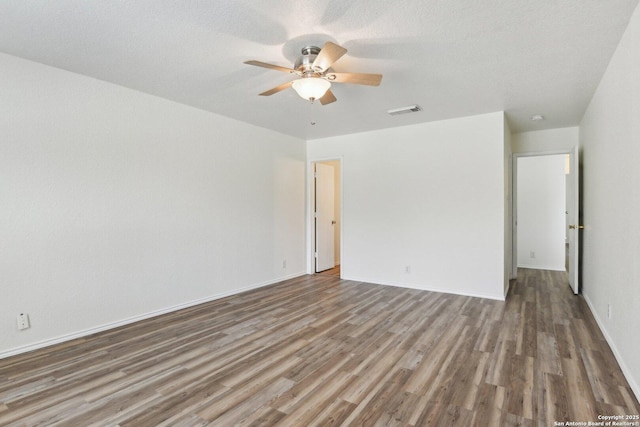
[295,46,322,75]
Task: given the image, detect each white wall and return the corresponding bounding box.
[308,112,508,300]
[512,127,579,154]
[0,53,307,357]
[516,155,566,271]
[579,2,640,400]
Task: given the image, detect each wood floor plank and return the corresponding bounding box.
[270,351,354,414]
[340,345,406,405]
[196,355,301,421]
[119,380,226,426]
[402,314,468,395]
[276,370,353,426]
[203,376,294,426]
[469,382,503,426]
[306,398,356,427]
[561,356,598,422]
[244,407,287,427]
[503,354,534,418]
[580,347,627,405]
[0,269,638,425]
[485,339,517,387]
[342,367,415,425]
[536,332,563,375]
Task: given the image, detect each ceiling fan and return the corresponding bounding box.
[244,41,382,105]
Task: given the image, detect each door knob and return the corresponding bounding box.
[569,225,584,229]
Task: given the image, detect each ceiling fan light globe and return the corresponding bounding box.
[292,78,331,101]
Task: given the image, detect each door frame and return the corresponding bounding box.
[512,149,578,289]
[307,157,343,276]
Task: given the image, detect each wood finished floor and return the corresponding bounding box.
[1,269,638,426]
[317,265,341,277]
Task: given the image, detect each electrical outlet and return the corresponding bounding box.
[282,259,287,269]
[607,304,612,320]
[530,251,536,259]
[17,313,30,330]
[405,265,411,274]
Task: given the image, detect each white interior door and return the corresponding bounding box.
[315,163,335,272]
[567,146,580,294]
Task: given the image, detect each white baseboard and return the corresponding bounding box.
[583,293,640,403]
[0,271,306,360]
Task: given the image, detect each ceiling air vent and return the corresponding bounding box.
[387,104,422,116]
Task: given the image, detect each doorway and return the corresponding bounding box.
[311,160,341,274]
[512,148,580,293]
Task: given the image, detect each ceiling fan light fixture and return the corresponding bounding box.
[292,77,331,102]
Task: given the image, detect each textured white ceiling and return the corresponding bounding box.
[0,0,638,139]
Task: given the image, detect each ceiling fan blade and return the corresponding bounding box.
[327,72,383,86]
[312,42,347,72]
[244,60,298,74]
[259,81,293,96]
[319,89,337,105]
